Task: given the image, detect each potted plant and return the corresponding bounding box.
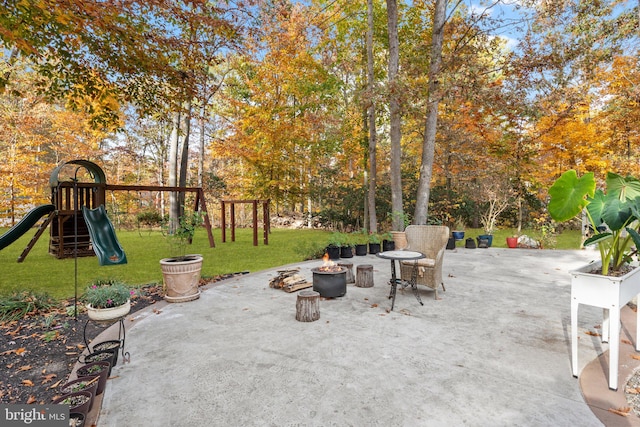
[83,279,134,323]
[53,391,92,417]
[76,361,110,395]
[80,349,116,374]
[59,376,100,406]
[549,170,640,275]
[325,232,343,260]
[69,412,85,427]
[353,230,369,256]
[506,235,518,248]
[381,232,395,251]
[341,236,354,258]
[388,210,410,249]
[548,170,640,390]
[368,232,381,254]
[452,217,466,241]
[160,211,204,303]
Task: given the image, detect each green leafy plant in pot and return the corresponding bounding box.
[160,211,205,303]
[548,170,640,275]
[83,279,135,322]
[163,211,205,259]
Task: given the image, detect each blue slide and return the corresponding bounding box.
[82,205,127,266]
[0,204,55,250]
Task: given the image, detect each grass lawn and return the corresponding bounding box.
[0,227,329,300]
[0,225,582,300]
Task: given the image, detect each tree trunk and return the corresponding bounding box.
[366,0,378,233]
[386,0,403,231]
[414,0,446,225]
[168,110,181,232]
[198,104,205,188]
[178,99,192,216]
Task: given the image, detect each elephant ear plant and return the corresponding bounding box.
[548,170,640,275]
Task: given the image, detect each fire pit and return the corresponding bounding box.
[311,255,347,297]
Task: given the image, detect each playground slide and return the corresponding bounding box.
[82,205,127,266]
[0,204,55,251]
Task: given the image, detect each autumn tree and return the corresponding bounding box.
[218,1,341,213]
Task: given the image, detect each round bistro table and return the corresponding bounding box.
[376,250,425,311]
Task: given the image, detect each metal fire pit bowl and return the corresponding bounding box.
[311,266,347,298]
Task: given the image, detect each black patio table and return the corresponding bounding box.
[376,250,425,311]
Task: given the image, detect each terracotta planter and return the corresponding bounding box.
[160,254,203,303]
[506,237,518,248]
[86,300,130,322]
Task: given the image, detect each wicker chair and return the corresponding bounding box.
[399,225,450,299]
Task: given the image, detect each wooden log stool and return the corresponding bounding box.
[338,261,355,284]
[355,264,374,288]
[296,290,320,322]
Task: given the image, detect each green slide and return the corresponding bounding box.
[82,205,127,266]
[0,204,55,250]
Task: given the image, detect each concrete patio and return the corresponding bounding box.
[90,248,640,426]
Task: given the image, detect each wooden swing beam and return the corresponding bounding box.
[106,184,215,248]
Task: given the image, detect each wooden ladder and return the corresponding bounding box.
[18,211,55,263]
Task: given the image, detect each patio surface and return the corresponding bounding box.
[90,248,640,426]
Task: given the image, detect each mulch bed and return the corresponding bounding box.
[0,274,245,406]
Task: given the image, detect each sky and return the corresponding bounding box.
[468,0,536,50]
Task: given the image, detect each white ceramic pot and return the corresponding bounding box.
[86,300,131,322]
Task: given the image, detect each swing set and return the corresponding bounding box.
[1,160,214,263]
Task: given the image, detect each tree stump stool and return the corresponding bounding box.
[338,262,355,284]
[356,264,374,288]
[296,290,320,322]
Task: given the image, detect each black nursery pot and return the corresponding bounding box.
[382,240,395,251]
[326,245,340,260]
[340,246,353,258]
[354,244,368,256]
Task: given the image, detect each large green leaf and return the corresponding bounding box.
[585,190,605,227]
[629,196,640,220]
[627,228,640,252]
[600,197,633,231]
[584,232,611,247]
[606,172,640,201]
[548,170,596,222]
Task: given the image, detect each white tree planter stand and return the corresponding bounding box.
[571,261,640,390]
